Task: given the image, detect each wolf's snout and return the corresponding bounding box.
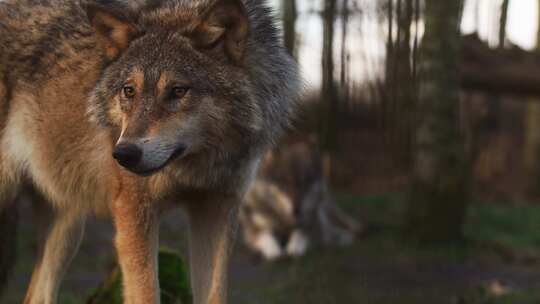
[113,143,142,169]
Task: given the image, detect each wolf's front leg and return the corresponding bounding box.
[24,205,86,304]
[112,181,160,304]
[186,196,239,304]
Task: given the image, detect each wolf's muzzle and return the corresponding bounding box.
[113,142,187,176]
[136,144,187,176]
[113,143,143,170]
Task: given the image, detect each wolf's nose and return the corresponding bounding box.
[113,143,143,169]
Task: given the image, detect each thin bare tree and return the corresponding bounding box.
[319,0,338,180]
[282,0,298,58]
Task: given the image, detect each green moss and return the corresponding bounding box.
[158,248,192,304]
[87,247,192,304]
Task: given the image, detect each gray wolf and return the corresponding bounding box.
[240,138,360,261]
[0,0,299,303]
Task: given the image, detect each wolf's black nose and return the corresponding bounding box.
[113,143,142,169]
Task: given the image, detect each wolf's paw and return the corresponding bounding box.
[255,232,283,261]
[286,230,309,257]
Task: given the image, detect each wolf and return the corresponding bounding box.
[240,138,360,261]
[0,0,299,303]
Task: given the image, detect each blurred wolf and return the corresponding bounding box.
[0,0,299,303]
[240,138,360,260]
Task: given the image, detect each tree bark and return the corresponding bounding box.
[383,0,394,128]
[282,0,297,58]
[523,0,540,194]
[384,0,415,169]
[394,0,415,167]
[499,0,509,48]
[340,0,350,99]
[406,0,469,242]
[319,0,338,181]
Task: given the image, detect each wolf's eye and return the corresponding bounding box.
[172,87,189,99]
[123,85,136,98]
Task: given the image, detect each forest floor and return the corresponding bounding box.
[4,193,540,304]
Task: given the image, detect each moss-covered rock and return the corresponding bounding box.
[87,247,192,304]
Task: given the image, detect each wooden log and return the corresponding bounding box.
[460,34,540,97]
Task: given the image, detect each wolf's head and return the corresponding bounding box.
[86,0,266,176]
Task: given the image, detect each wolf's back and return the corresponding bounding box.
[0,0,95,85]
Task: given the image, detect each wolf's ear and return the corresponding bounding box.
[191,0,249,64]
[86,3,138,60]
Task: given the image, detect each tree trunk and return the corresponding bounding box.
[319,0,338,181]
[384,0,415,169]
[499,0,509,48]
[340,0,350,102]
[406,0,469,243]
[383,0,394,129]
[282,0,297,58]
[394,0,415,167]
[525,104,540,170]
[524,0,540,194]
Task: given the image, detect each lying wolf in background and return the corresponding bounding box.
[240,138,360,260]
[0,0,298,303]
